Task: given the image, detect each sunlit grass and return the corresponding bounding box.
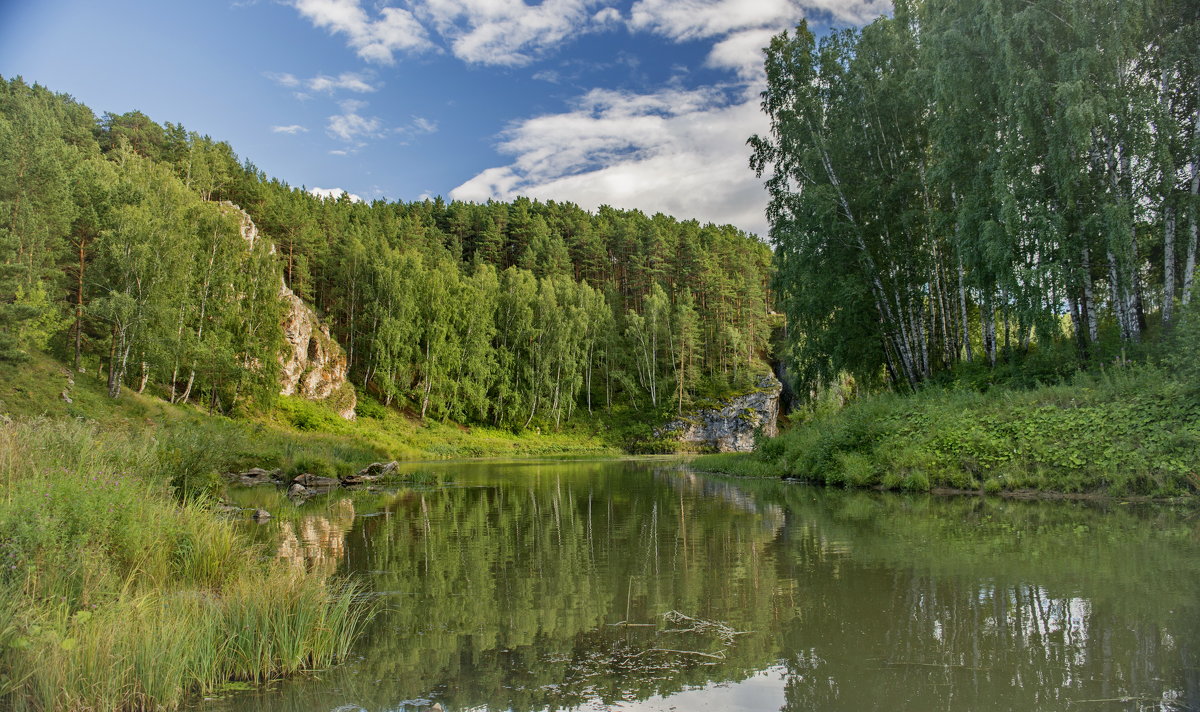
[0,419,373,711]
[695,367,1200,498]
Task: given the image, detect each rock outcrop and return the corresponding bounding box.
[658,374,782,452]
[278,285,356,419]
[222,202,356,419]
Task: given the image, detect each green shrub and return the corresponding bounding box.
[355,396,388,420]
[287,456,337,479]
[836,451,876,487]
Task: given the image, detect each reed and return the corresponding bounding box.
[0,419,373,711]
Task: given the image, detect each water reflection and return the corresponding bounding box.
[277,498,357,574]
[208,461,1200,712]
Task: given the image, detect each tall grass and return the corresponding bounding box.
[0,419,373,711]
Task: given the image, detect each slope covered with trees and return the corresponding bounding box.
[0,76,773,434]
[750,0,1199,390]
[703,0,1200,497]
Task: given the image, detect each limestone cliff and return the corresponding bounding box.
[658,374,781,452]
[278,287,355,419]
[222,202,356,420]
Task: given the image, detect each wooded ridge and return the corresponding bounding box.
[0,76,773,429]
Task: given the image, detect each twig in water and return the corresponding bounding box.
[632,648,727,660]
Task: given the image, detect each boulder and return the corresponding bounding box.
[237,468,282,486]
[287,482,312,499]
[252,508,272,521]
[658,374,782,453]
[292,473,340,489]
[341,461,398,485]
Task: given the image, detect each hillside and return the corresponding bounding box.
[0,76,775,455]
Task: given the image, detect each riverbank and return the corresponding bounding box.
[0,417,373,711]
[694,367,1199,498]
[0,354,627,488]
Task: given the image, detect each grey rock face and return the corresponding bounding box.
[658,374,782,452]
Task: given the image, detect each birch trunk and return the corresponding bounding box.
[1081,245,1099,344]
[981,296,996,367]
[1184,146,1199,305]
[1164,205,1177,326]
[958,256,972,362]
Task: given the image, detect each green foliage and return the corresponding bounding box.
[704,367,1199,497]
[287,456,336,479]
[0,74,773,434]
[0,418,373,711]
[753,2,1200,392]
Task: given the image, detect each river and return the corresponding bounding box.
[204,458,1200,711]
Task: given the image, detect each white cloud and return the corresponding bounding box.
[308,71,378,92]
[309,186,365,202]
[592,7,622,26]
[264,71,301,87]
[629,0,886,40]
[411,116,438,134]
[451,86,771,236]
[326,99,384,142]
[629,0,800,41]
[291,0,435,64]
[271,124,309,134]
[705,28,778,81]
[417,0,604,66]
[287,0,628,67]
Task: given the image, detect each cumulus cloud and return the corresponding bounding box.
[326,99,384,142]
[309,186,365,202]
[591,6,622,26]
[291,0,435,64]
[705,28,778,81]
[416,0,603,66]
[451,86,771,236]
[288,0,619,67]
[629,0,886,40]
[271,124,309,134]
[629,0,800,41]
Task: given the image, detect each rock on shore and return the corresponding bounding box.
[658,374,782,453]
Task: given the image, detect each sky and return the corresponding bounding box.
[0,0,889,237]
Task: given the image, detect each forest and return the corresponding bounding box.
[751,0,1200,390]
[0,75,773,430]
[697,0,1200,497]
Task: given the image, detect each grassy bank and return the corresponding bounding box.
[0,418,373,711]
[694,367,1200,498]
[0,353,624,489]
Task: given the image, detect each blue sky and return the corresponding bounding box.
[0,0,888,236]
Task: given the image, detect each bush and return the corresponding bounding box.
[355,396,388,420]
[287,456,337,479]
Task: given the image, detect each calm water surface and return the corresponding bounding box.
[205,459,1200,711]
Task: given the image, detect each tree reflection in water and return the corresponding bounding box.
[209,460,1200,712]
